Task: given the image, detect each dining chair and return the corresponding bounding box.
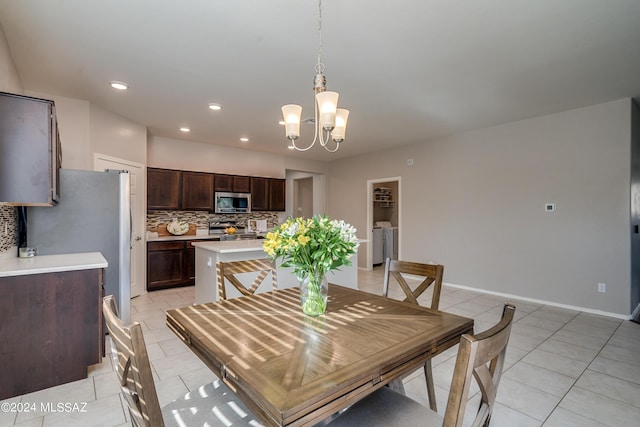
[382,258,444,411]
[102,295,264,427]
[327,303,516,427]
[217,258,278,300]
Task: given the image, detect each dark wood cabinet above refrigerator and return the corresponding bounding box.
[0,92,61,206]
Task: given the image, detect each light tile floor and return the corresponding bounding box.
[2,267,639,426]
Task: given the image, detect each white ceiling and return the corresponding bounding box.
[1,0,640,162]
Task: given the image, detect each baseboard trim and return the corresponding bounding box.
[443,281,631,321]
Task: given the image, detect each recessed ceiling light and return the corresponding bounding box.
[208,103,222,111]
[240,137,249,142]
[278,120,285,126]
[179,127,190,133]
[109,81,128,90]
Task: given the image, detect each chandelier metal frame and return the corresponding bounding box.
[281,0,349,153]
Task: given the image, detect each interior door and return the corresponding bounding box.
[94,154,146,298]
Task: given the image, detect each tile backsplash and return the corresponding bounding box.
[146,210,283,230]
[0,205,17,253]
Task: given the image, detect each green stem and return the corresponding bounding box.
[301,271,327,316]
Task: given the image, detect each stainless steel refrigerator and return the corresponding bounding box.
[27,169,131,321]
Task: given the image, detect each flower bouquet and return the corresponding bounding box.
[263,215,359,315]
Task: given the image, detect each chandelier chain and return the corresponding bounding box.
[316,0,324,73]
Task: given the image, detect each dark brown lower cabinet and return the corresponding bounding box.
[0,268,103,400]
[186,241,196,282]
[147,239,217,291]
[147,241,186,290]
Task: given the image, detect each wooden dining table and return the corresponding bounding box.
[166,284,473,427]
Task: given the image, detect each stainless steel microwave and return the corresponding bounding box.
[214,192,251,213]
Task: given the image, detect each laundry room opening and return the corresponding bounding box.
[366,177,401,270]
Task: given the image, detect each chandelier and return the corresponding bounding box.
[281,0,349,153]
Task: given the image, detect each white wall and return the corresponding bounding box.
[329,99,632,316]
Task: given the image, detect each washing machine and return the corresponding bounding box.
[376,221,398,261]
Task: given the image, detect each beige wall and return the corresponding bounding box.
[89,104,147,166]
[22,92,147,170]
[148,136,286,177]
[45,95,90,170]
[329,99,632,316]
[148,136,327,178]
[0,22,21,93]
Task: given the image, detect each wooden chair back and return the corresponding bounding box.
[382,258,445,411]
[383,258,444,310]
[217,258,278,300]
[444,303,516,427]
[102,295,164,427]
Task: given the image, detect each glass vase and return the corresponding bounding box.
[300,271,328,316]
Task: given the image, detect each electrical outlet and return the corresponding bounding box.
[598,282,606,293]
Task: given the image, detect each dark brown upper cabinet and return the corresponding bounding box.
[0,92,61,206]
[214,174,251,193]
[251,177,285,211]
[182,171,213,210]
[251,177,269,211]
[148,168,285,212]
[233,176,251,193]
[147,168,181,210]
[269,178,286,211]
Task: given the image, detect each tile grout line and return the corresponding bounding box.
[538,316,625,426]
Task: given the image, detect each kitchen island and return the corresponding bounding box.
[192,240,358,304]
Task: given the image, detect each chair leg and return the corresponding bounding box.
[424,359,437,411]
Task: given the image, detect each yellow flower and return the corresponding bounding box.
[298,234,310,245]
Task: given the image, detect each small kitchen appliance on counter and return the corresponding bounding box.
[18,247,36,258]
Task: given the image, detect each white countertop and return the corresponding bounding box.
[0,252,108,277]
[146,232,268,242]
[192,239,266,254]
[147,234,221,242]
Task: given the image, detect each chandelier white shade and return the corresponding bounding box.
[281,104,302,140]
[281,0,349,152]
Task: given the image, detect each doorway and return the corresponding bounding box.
[94,154,146,298]
[294,177,314,218]
[287,170,326,218]
[631,99,640,321]
[366,177,401,271]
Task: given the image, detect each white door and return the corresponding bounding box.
[94,154,146,298]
